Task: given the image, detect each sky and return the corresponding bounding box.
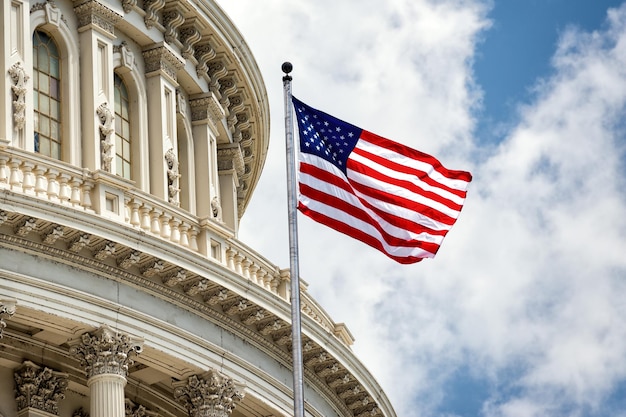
[218,1,626,417]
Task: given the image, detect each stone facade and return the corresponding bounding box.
[0,1,395,417]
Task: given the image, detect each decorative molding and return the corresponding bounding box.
[180,20,202,61]
[124,398,159,417]
[173,369,245,417]
[14,360,68,415]
[195,43,216,80]
[143,0,165,29]
[165,148,180,206]
[163,7,185,44]
[114,41,136,72]
[73,0,122,36]
[69,324,144,379]
[0,299,16,339]
[97,103,115,173]
[31,1,62,27]
[189,94,224,126]
[217,144,245,177]
[142,45,184,82]
[8,62,29,130]
[121,0,137,14]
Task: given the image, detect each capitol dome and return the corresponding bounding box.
[0,2,396,417]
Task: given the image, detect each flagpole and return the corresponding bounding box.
[282,62,305,417]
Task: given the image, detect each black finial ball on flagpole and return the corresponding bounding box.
[282,62,293,81]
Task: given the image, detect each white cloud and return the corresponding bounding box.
[221,1,626,416]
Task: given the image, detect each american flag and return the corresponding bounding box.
[293,97,472,264]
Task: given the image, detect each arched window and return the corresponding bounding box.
[33,29,61,159]
[114,73,131,179]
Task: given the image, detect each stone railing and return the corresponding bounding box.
[0,146,352,346]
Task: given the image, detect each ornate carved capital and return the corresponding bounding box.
[69,324,144,379]
[125,398,159,417]
[142,44,184,82]
[189,94,224,125]
[73,0,122,37]
[217,144,245,177]
[173,369,245,417]
[0,299,16,338]
[14,360,69,415]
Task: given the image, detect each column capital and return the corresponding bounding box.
[0,298,16,338]
[73,0,122,37]
[69,324,144,379]
[173,369,245,417]
[217,143,244,177]
[14,360,69,415]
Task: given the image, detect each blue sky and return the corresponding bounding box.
[220,1,626,417]
[476,0,625,143]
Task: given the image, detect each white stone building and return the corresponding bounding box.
[0,1,397,417]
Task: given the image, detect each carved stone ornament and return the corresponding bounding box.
[121,0,137,14]
[97,102,114,172]
[14,360,69,415]
[114,41,136,71]
[165,148,180,205]
[73,0,122,36]
[8,62,29,130]
[173,369,245,417]
[211,196,222,220]
[217,144,245,177]
[69,324,144,379]
[142,45,184,82]
[125,398,159,417]
[73,407,89,417]
[31,1,62,27]
[144,0,166,29]
[0,299,17,339]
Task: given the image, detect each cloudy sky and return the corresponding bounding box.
[219,1,626,416]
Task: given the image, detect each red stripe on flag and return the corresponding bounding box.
[298,202,426,264]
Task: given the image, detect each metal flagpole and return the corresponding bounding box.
[282,62,305,417]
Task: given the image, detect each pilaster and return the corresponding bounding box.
[173,369,245,417]
[73,0,122,173]
[0,1,30,147]
[189,94,223,219]
[142,43,184,202]
[217,144,245,232]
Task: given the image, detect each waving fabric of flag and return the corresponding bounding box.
[292,97,472,264]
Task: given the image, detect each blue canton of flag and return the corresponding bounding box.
[293,97,360,174]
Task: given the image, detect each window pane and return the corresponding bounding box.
[33,91,39,109]
[116,134,122,150]
[50,120,59,140]
[50,57,59,78]
[51,141,60,160]
[40,138,50,156]
[122,120,130,137]
[39,72,49,94]
[122,102,129,119]
[38,46,49,73]
[39,115,50,136]
[50,77,59,100]
[50,100,59,120]
[33,70,39,89]
[39,94,49,115]
[123,161,131,178]
[123,139,130,156]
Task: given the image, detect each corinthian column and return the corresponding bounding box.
[14,360,68,416]
[173,369,245,417]
[70,325,144,417]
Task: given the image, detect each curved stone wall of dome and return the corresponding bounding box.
[0,1,397,417]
